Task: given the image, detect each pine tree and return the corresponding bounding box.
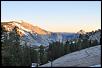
[64,40,70,54]
[30,48,38,63]
[2,26,22,66]
[39,45,48,65]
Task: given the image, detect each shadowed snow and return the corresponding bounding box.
[40,45,101,67]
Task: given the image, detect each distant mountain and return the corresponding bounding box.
[1,20,82,46]
[2,20,100,47]
[1,20,51,35]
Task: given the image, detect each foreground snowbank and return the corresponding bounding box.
[40,45,101,67]
[90,64,101,67]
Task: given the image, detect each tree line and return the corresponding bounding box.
[1,26,99,66]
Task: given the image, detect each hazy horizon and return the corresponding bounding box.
[1,1,101,33]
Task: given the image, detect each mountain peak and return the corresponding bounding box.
[1,20,51,35]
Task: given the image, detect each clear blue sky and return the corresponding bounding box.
[1,1,101,32]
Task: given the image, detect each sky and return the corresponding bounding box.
[1,1,101,33]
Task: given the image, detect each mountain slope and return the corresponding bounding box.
[2,20,94,46]
[1,20,51,35]
[88,29,101,43]
[1,20,101,47]
[40,45,101,67]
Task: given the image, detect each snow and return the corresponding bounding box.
[31,63,37,67]
[40,45,101,67]
[14,20,23,23]
[90,64,101,67]
[14,22,31,32]
[4,25,7,28]
[72,41,75,44]
[17,29,26,34]
[88,31,101,43]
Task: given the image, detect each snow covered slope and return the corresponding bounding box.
[40,45,101,67]
[1,20,79,46]
[88,30,101,44]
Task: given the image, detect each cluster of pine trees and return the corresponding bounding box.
[1,26,43,66]
[47,33,99,62]
[1,26,99,66]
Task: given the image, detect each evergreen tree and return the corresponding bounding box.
[77,39,82,50]
[2,26,21,66]
[64,40,70,54]
[39,45,48,65]
[30,48,38,63]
